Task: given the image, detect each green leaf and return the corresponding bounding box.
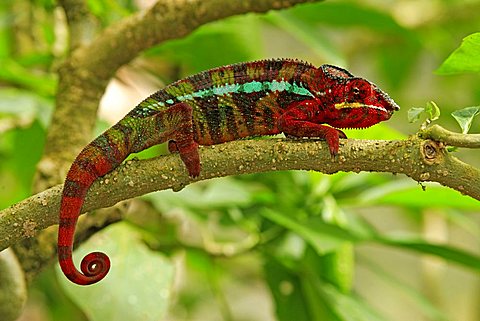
[451,106,480,134]
[318,282,388,321]
[425,101,440,122]
[407,107,425,123]
[377,236,480,272]
[298,256,387,321]
[357,179,480,210]
[260,208,363,255]
[57,223,174,321]
[318,195,355,293]
[0,59,56,97]
[407,101,440,124]
[301,275,342,321]
[320,243,354,293]
[264,259,312,321]
[437,33,480,74]
[293,248,385,321]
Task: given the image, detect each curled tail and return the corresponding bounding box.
[58,103,196,285]
[58,122,135,285]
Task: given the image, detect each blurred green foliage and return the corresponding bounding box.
[437,33,480,75]
[1,1,480,321]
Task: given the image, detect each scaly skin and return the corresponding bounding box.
[58,58,400,285]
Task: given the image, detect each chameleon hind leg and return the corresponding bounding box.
[157,102,200,177]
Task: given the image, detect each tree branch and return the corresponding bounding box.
[58,0,99,49]
[421,124,480,148]
[2,135,479,258]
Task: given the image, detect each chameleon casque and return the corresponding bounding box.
[58,58,399,285]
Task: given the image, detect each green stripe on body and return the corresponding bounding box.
[158,80,314,106]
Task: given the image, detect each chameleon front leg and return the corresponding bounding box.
[157,102,200,177]
[278,100,347,156]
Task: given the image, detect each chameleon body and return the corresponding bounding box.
[58,58,399,285]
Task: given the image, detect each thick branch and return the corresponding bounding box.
[3,136,479,255]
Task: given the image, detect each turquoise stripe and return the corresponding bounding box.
[175,79,314,102]
[144,80,314,112]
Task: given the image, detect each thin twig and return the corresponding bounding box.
[421,124,480,148]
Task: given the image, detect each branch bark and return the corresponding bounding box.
[2,135,479,258]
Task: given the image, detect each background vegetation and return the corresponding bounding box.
[0,0,479,320]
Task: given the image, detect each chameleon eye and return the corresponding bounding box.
[348,79,371,100]
[351,86,365,100]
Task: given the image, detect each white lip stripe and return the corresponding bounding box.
[366,105,388,113]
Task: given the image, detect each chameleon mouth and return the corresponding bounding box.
[334,102,389,113]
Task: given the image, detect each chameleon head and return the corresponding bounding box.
[314,65,400,129]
